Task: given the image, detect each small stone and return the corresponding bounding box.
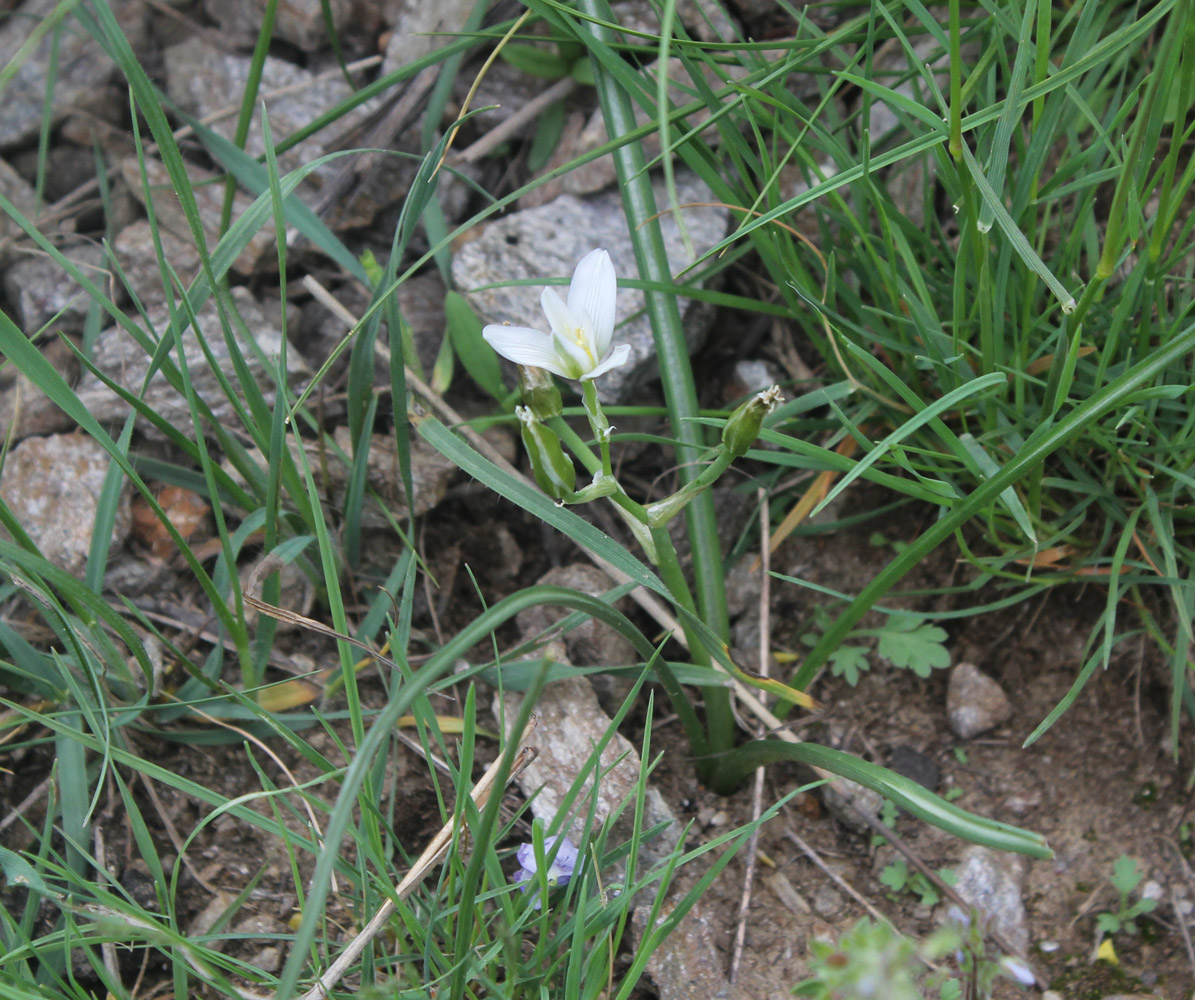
[609,0,735,41]
[203,0,367,52]
[947,661,1013,739]
[559,60,745,199]
[0,336,79,443]
[112,221,202,311]
[811,883,846,921]
[952,845,1029,954]
[0,433,132,577]
[632,900,751,1000]
[1002,791,1041,816]
[493,652,682,871]
[727,359,785,399]
[821,776,884,834]
[188,891,234,945]
[515,563,635,711]
[453,172,728,404]
[247,945,282,973]
[382,0,479,72]
[223,427,457,529]
[163,38,374,190]
[130,486,210,561]
[0,157,39,265]
[888,745,940,793]
[0,0,145,149]
[73,288,309,437]
[3,242,109,335]
[120,156,275,277]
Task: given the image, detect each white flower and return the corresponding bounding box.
[482,249,631,381]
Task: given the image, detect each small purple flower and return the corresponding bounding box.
[513,835,578,907]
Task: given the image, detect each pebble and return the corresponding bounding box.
[3,241,109,335]
[515,563,635,712]
[0,0,146,149]
[946,661,1013,739]
[0,433,132,577]
[73,288,308,437]
[951,845,1029,953]
[820,776,884,834]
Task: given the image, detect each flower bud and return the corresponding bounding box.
[721,385,784,457]
[517,406,575,499]
[518,365,563,420]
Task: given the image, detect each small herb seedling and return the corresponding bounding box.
[1096,855,1157,937]
[801,608,951,686]
[879,858,956,907]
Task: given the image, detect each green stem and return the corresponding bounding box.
[582,380,614,477]
[948,0,963,162]
[550,413,656,559]
[645,448,734,528]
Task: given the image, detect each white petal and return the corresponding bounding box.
[540,286,578,341]
[542,286,591,376]
[567,249,616,356]
[483,324,571,378]
[579,342,631,381]
[551,327,590,379]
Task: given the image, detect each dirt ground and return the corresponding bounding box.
[6,477,1191,999]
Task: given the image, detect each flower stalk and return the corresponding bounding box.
[485,248,791,780]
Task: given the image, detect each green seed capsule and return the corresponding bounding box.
[518,406,575,499]
[721,385,784,458]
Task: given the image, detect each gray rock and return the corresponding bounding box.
[947,661,1013,739]
[247,945,282,973]
[610,0,736,41]
[951,846,1029,954]
[0,335,79,443]
[0,157,46,265]
[515,563,635,712]
[0,0,145,149]
[120,156,275,277]
[821,776,884,834]
[728,359,785,398]
[559,59,745,200]
[632,899,750,1000]
[302,271,447,386]
[10,143,99,203]
[494,650,681,870]
[227,425,457,530]
[382,0,479,73]
[452,172,729,403]
[203,0,365,52]
[163,38,375,191]
[811,883,846,921]
[4,241,109,334]
[73,288,309,436]
[112,221,202,311]
[0,433,132,577]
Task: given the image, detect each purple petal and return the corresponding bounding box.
[515,842,536,871]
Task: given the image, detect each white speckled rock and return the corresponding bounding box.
[951,845,1029,954]
[0,433,131,577]
[4,242,109,335]
[0,0,146,149]
[73,287,308,438]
